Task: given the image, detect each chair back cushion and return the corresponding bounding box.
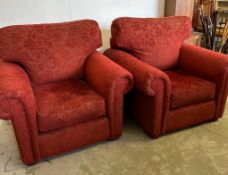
[110,16,192,70]
[0,20,102,84]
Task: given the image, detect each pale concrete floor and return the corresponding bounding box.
[0,102,228,175]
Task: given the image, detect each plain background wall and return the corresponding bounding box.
[0,0,165,51]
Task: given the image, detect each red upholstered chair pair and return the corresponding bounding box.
[0,16,228,166]
[0,20,133,165]
[104,16,228,138]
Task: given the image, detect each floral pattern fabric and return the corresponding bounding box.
[0,20,102,84]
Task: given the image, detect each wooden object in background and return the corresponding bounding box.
[217,0,228,53]
[218,0,228,11]
[193,0,228,52]
[185,32,204,46]
[165,0,195,19]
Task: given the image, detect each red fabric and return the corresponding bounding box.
[125,90,161,138]
[0,62,41,164]
[110,16,191,70]
[33,79,106,132]
[2,99,36,164]
[179,43,228,119]
[166,101,216,133]
[104,49,170,96]
[105,17,228,138]
[85,51,133,138]
[0,21,133,165]
[165,70,216,109]
[39,118,109,158]
[0,20,102,84]
[104,49,170,137]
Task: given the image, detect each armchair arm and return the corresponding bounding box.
[0,62,36,120]
[179,43,228,82]
[0,62,40,164]
[104,49,171,96]
[104,49,171,137]
[179,43,228,118]
[85,51,133,138]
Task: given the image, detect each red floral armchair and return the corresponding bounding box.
[0,20,133,165]
[104,16,228,138]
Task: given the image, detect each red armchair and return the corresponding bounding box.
[104,16,228,138]
[0,20,133,165]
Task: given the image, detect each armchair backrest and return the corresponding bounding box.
[110,16,192,70]
[0,20,102,84]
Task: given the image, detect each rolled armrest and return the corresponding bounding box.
[85,51,133,98]
[104,49,170,96]
[0,62,40,164]
[85,51,133,139]
[104,49,171,136]
[179,43,228,119]
[179,43,228,83]
[0,62,36,119]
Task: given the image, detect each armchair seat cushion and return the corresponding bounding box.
[33,79,106,132]
[166,70,216,109]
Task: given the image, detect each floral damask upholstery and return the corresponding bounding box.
[165,70,216,109]
[0,20,133,165]
[0,20,101,84]
[105,16,228,137]
[34,79,106,132]
[110,16,192,70]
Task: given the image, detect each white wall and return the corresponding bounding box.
[0,0,165,50]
